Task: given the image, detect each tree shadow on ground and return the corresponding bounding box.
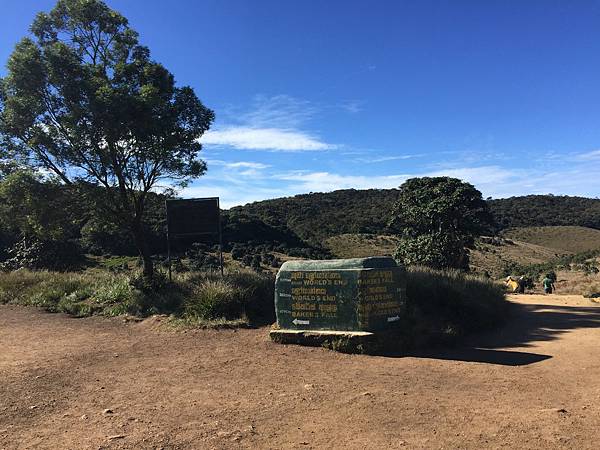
[403,300,600,366]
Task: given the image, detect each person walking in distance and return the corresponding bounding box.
[542,274,555,294]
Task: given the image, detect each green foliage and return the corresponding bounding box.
[0,236,85,271]
[80,218,137,256]
[390,177,493,270]
[0,170,84,241]
[394,232,469,269]
[489,195,600,231]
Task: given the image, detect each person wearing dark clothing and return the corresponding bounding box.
[542,276,555,294]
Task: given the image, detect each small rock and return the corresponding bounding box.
[29,405,38,410]
[103,409,114,415]
[303,384,314,390]
[80,414,88,420]
[361,391,371,396]
[108,434,126,440]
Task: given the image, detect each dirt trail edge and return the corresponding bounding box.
[2,294,600,449]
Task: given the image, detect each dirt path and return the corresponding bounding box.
[2,294,600,449]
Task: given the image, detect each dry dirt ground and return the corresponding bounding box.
[2,294,600,450]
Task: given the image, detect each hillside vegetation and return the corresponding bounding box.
[231,191,600,247]
[324,234,398,258]
[489,195,600,230]
[228,189,400,246]
[502,226,600,254]
[470,239,560,275]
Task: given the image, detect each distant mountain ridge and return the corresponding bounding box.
[488,195,600,230]
[227,190,600,245]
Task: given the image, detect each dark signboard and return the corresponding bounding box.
[166,198,220,237]
[165,197,223,277]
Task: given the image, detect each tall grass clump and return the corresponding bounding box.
[179,269,275,325]
[406,266,508,344]
[186,279,242,319]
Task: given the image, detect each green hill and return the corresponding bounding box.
[228,189,400,246]
[230,190,600,247]
[502,226,600,254]
[488,195,600,230]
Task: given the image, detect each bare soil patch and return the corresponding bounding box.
[2,294,600,449]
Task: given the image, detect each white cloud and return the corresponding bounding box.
[204,159,270,169]
[240,94,317,128]
[201,127,336,151]
[340,101,362,114]
[276,171,409,192]
[576,149,600,160]
[224,161,270,169]
[201,94,337,152]
[356,154,423,163]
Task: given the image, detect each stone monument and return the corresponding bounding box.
[270,256,407,349]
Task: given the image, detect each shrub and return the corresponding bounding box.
[93,277,134,304]
[180,270,275,324]
[0,237,85,271]
[184,279,243,320]
[405,266,507,344]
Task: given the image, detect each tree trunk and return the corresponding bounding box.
[131,222,153,279]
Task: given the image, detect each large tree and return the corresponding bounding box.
[0,0,214,277]
[389,177,493,270]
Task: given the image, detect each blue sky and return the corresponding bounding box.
[2,0,600,207]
